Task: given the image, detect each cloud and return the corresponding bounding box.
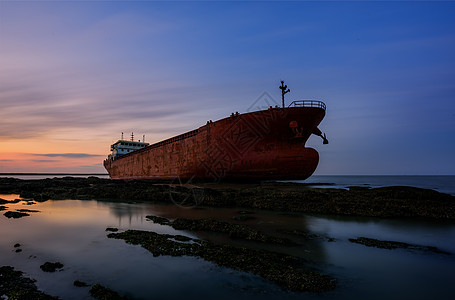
[32,160,58,163]
[33,153,103,158]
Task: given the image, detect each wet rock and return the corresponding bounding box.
[349,237,451,255]
[74,280,90,287]
[3,211,30,219]
[90,283,128,300]
[278,229,336,242]
[0,205,7,211]
[0,198,21,204]
[1,178,455,219]
[105,227,119,232]
[16,209,40,213]
[0,266,58,299]
[148,215,293,245]
[40,262,64,272]
[15,249,22,253]
[108,229,336,292]
[14,243,21,248]
[232,215,255,221]
[146,215,171,225]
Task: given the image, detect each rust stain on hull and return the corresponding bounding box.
[104,105,326,181]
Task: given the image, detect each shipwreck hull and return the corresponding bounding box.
[104,102,326,181]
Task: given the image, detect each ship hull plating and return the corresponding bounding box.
[104,106,326,181]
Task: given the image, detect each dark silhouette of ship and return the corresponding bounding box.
[104,82,328,181]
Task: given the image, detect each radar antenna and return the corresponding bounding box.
[279,80,290,108]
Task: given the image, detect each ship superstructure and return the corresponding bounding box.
[109,133,149,160]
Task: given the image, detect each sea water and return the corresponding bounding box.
[1,193,454,300]
[299,175,455,196]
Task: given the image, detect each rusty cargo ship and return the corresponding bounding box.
[104,84,328,181]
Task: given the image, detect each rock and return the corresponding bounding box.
[105,227,119,232]
[108,229,336,292]
[0,205,7,211]
[0,266,58,299]
[278,229,336,242]
[349,237,451,255]
[14,243,21,248]
[145,215,171,225]
[3,211,30,219]
[40,262,64,272]
[16,209,40,213]
[74,280,90,287]
[1,178,454,219]
[162,216,294,245]
[232,215,255,221]
[90,284,128,300]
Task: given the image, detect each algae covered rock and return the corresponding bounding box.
[3,211,30,219]
[40,262,64,272]
[90,283,128,300]
[0,266,58,299]
[108,229,336,293]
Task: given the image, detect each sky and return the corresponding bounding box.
[0,0,454,175]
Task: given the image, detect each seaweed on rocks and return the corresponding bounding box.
[278,229,336,242]
[232,215,255,221]
[108,230,336,292]
[146,215,171,225]
[40,262,64,272]
[3,211,30,219]
[90,284,128,300]
[1,178,455,219]
[349,237,451,255]
[146,215,294,245]
[0,266,58,299]
[16,209,40,213]
[73,280,90,287]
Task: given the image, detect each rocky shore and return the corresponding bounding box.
[0,266,58,299]
[1,177,454,297]
[108,229,336,292]
[1,177,454,219]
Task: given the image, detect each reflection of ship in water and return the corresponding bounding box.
[100,202,152,227]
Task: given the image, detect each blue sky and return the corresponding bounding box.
[0,1,454,175]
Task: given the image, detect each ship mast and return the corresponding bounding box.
[279,81,290,108]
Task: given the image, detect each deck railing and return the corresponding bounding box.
[288,100,326,110]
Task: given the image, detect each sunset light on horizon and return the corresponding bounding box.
[1,1,454,175]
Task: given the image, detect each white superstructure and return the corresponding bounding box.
[109,136,149,159]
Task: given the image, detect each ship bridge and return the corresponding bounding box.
[110,140,149,159]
